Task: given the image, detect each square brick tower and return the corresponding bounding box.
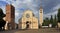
[6,4,15,29]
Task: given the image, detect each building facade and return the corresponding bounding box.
[18,10,38,29]
[5,4,15,30]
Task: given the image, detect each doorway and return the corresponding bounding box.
[26,21,30,29]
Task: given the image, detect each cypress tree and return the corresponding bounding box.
[57,8,60,22]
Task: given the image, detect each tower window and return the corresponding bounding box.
[40,11,42,13]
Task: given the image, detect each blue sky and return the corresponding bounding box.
[0,0,60,23]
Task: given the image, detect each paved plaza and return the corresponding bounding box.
[0,28,60,33]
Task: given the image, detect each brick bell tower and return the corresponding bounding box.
[6,4,15,29]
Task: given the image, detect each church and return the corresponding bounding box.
[3,4,43,30]
[18,10,38,29]
[18,6,43,29]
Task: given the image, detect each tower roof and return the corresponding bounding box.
[40,6,43,9]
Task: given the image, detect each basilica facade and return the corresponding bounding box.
[18,10,38,29]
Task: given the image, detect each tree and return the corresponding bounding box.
[57,8,60,22]
[0,8,6,30]
[57,8,60,29]
[49,15,54,27]
[42,17,50,26]
[50,15,53,24]
[52,15,57,27]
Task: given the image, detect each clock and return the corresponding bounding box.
[26,14,30,18]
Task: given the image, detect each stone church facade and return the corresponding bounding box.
[18,10,38,29]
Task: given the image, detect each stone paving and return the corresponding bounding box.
[0,28,60,33]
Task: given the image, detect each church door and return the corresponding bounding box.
[26,21,30,29]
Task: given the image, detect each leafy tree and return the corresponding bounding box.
[57,8,60,22]
[0,8,6,30]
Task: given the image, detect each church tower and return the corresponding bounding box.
[6,4,15,29]
[39,6,43,27]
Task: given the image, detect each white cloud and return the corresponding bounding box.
[0,5,6,14]
[53,4,60,10]
[0,0,6,1]
[23,0,32,3]
[15,12,19,16]
[44,11,57,18]
[44,4,60,18]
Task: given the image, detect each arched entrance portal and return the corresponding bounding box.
[26,21,31,29]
